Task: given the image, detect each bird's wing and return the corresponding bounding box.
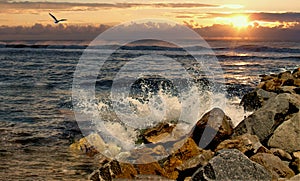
[59,19,67,22]
[49,13,58,21]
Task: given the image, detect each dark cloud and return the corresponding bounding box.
[0,23,110,40]
[175,12,300,23]
[249,12,300,22]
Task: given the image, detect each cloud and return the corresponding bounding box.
[1,21,300,41]
[0,1,217,13]
[249,12,300,23]
[176,15,193,19]
[0,23,111,40]
[174,11,300,23]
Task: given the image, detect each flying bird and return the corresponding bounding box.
[49,13,67,24]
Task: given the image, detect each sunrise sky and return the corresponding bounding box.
[1,0,300,40]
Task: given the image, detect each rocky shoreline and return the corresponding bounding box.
[70,68,300,181]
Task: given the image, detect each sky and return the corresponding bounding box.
[1,0,300,41]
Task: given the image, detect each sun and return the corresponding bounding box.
[229,16,249,28]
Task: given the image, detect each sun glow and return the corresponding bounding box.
[215,15,250,29]
[229,16,249,28]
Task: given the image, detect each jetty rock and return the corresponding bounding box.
[191,149,272,181]
[190,108,234,150]
[250,153,295,179]
[268,111,300,153]
[258,69,300,92]
[234,93,300,143]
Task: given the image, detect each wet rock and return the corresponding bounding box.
[89,160,139,180]
[240,89,277,111]
[215,133,270,156]
[234,93,300,143]
[268,112,300,153]
[260,74,277,82]
[251,153,295,179]
[136,162,166,176]
[191,149,272,181]
[176,149,214,180]
[260,77,283,92]
[163,138,202,179]
[293,67,300,78]
[190,108,234,150]
[270,148,292,161]
[140,122,176,143]
[290,151,300,174]
[258,69,300,92]
[70,133,106,157]
[279,71,294,80]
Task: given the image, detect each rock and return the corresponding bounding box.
[176,149,214,181]
[89,159,169,180]
[262,77,283,92]
[190,108,234,150]
[240,89,277,111]
[89,160,137,181]
[294,79,300,87]
[293,67,300,78]
[234,93,300,143]
[191,149,272,181]
[163,138,202,179]
[270,148,293,161]
[290,151,300,174]
[279,71,294,80]
[250,153,295,179]
[136,162,166,176]
[260,74,277,82]
[279,86,298,94]
[70,133,106,157]
[294,87,300,94]
[104,143,121,158]
[268,112,300,153]
[140,122,176,143]
[215,133,270,156]
[289,174,300,181]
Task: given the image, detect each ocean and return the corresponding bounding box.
[0,39,299,180]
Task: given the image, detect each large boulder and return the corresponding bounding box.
[234,93,300,143]
[191,149,271,181]
[268,112,300,153]
[240,89,277,111]
[190,108,234,150]
[250,153,295,179]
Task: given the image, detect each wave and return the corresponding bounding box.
[216,54,300,61]
[1,43,300,54]
[216,45,300,54]
[0,43,210,51]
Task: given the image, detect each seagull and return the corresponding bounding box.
[49,13,67,24]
